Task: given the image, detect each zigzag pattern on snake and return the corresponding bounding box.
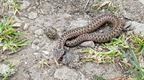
[54,13,126,61]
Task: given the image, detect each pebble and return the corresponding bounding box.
[28,12,38,19]
[128,21,144,35]
[33,52,39,55]
[138,0,144,5]
[62,51,80,65]
[47,67,56,76]
[95,46,103,52]
[80,41,95,48]
[70,18,88,28]
[42,51,49,55]
[80,63,122,79]
[32,39,40,45]
[21,0,31,10]
[23,23,29,30]
[80,63,105,75]
[54,66,79,80]
[12,22,23,28]
[122,0,144,23]
[62,13,72,20]
[31,44,40,50]
[34,29,44,36]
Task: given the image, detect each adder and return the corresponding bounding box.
[53,13,126,62]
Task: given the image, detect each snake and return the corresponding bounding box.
[53,13,126,61]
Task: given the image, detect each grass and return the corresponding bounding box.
[81,35,128,63]
[131,34,144,55]
[127,35,144,80]
[38,59,50,68]
[0,1,26,80]
[81,34,144,79]
[126,48,144,80]
[0,63,16,80]
[2,0,21,15]
[0,16,28,53]
[81,47,122,63]
[93,75,106,80]
[92,0,119,14]
[11,0,21,14]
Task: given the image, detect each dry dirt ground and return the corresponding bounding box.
[0,0,144,80]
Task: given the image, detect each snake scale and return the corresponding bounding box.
[53,13,126,61]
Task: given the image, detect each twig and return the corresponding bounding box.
[84,0,90,10]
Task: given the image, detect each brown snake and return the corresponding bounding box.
[53,13,126,61]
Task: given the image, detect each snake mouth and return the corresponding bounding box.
[53,48,66,63]
[57,51,66,62]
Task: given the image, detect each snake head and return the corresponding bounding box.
[53,48,65,63]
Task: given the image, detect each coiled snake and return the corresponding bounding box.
[53,13,126,62]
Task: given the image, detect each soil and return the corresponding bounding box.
[0,0,144,80]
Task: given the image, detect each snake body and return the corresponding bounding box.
[54,13,125,61]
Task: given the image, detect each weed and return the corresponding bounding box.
[131,34,144,55]
[81,35,128,63]
[104,35,129,49]
[123,47,144,80]
[38,59,50,68]
[2,0,21,15]
[81,34,144,79]
[93,75,106,80]
[0,16,28,53]
[81,48,122,63]
[0,63,16,80]
[104,34,144,79]
[11,0,21,14]
[92,1,119,14]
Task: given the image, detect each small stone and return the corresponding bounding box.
[138,0,144,5]
[80,63,105,75]
[42,51,49,55]
[24,62,28,64]
[43,20,53,27]
[34,29,44,36]
[62,51,80,65]
[31,44,40,50]
[33,52,39,55]
[47,67,56,76]
[70,19,88,28]
[32,39,40,45]
[23,23,29,30]
[54,66,79,80]
[42,51,53,60]
[28,12,38,19]
[99,30,104,33]
[63,13,72,20]
[129,21,144,35]
[80,41,95,48]
[34,35,39,38]
[97,47,103,52]
[123,12,133,20]
[12,22,23,28]
[21,0,31,10]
